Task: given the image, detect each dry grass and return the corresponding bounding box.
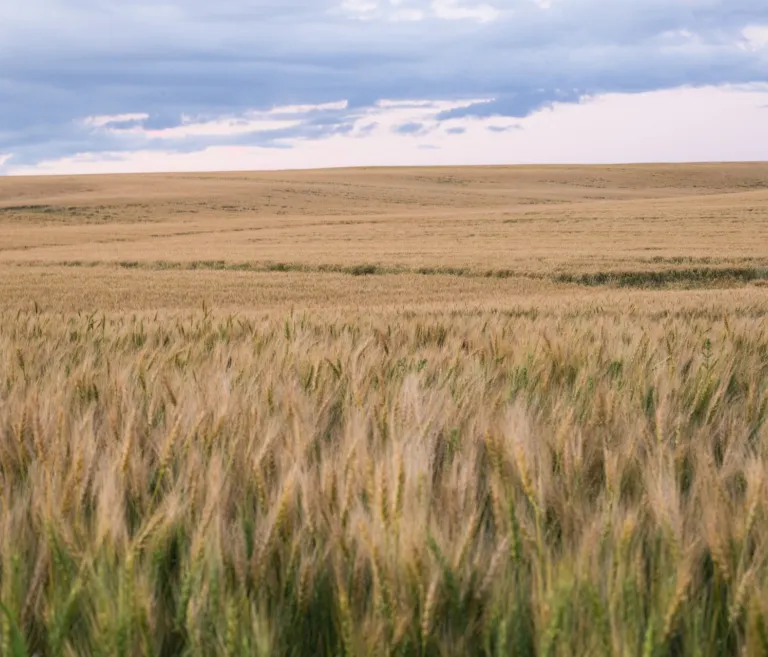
[1,164,768,656]
[1,164,768,282]
[2,303,768,656]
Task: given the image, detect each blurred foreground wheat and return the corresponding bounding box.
[1,303,767,656]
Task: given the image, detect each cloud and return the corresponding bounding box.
[5,85,768,176]
[1,97,487,171]
[82,113,150,128]
[106,116,303,140]
[339,0,499,22]
[487,124,520,132]
[438,90,583,119]
[1,0,768,172]
[394,122,427,134]
[742,25,768,51]
[431,0,500,23]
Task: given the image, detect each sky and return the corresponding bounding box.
[1,0,767,175]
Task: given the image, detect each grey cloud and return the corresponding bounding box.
[357,122,379,136]
[1,0,767,169]
[438,90,583,120]
[394,122,427,135]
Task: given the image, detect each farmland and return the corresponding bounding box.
[1,164,768,656]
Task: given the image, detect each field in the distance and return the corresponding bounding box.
[1,164,768,656]
[1,163,768,310]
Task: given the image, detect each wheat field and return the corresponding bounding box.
[1,164,768,656]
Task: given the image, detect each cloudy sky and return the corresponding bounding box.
[1,0,767,175]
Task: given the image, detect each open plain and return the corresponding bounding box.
[1,164,768,656]
[2,163,768,310]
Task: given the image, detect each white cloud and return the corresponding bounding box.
[82,113,150,128]
[0,154,11,167]
[269,101,349,114]
[128,117,302,140]
[431,0,500,22]
[390,8,425,21]
[376,99,440,108]
[658,29,696,42]
[340,0,379,18]
[376,98,490,109]
[339,0,500,22]
[7,85,768,176]
[82,102,354,141]
[742,25,768,51]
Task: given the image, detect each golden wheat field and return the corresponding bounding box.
[1,164,768,656]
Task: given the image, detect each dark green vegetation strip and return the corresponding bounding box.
[14,259,768,287]
[554,267,768,288]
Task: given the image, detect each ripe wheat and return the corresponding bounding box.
[0,302,767,656]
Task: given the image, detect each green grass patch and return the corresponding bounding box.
[555,267,768,288]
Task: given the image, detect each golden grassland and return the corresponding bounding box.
[1,164,768,656]
[1,164,768,293]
